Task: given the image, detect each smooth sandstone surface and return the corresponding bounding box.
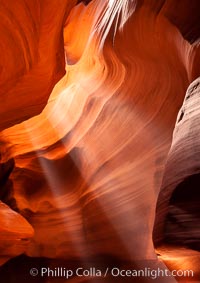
[153,77,200,276]
[0,201,34,265]
[0,0,200,282]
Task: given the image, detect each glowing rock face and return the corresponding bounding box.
[0,201,34,265]
[0,0,77,131]
[0,0,200,281]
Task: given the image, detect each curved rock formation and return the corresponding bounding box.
[0,0,200,282]
[0,201,34,266]
[153,77,200,277]
[0,0,77,131]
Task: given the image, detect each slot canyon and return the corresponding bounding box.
[0,0,200,282]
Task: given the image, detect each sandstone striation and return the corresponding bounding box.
[0,0,200,282]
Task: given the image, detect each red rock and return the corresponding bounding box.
[0,0,200,281]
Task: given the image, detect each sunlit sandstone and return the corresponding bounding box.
[0,0,200,282]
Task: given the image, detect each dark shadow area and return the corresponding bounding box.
[77,0,93,6]
[0,254,179,283]
[164,0,200,43]
[0,159,18,211]
[164,173,200,251]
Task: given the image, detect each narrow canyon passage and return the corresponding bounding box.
[0,0,200,282]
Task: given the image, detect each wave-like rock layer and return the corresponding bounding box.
[153,77,200,278]
[0,0,200,282]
